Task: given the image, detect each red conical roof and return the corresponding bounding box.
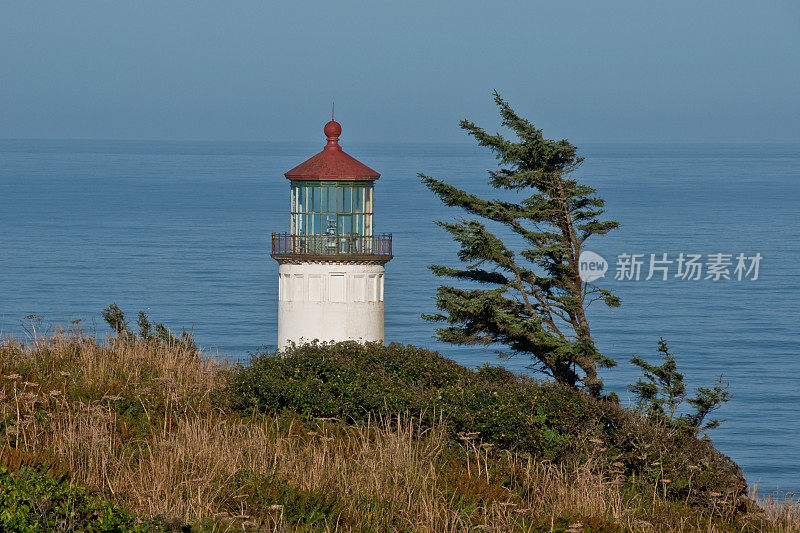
[284,120,380,181]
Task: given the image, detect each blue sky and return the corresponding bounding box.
[1,1,798,143]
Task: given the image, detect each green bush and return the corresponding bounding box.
[229,341,586,458]
[228,342,747,513]
[0,464,169,532]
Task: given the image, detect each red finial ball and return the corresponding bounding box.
[324,120,342,139]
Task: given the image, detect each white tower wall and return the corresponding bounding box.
[277,261,386,349]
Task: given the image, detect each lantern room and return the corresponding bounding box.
[285,119,378,239]
[274,119,391,260]
[289,181,373,237]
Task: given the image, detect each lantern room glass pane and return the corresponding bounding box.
[312,187,320,212]
[352,188,363,213]
[290,181,374,237]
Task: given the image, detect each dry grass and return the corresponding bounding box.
[748,487,800,533]
[0,332,797,532]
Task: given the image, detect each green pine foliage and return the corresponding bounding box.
[629,338,686,420]
[101,304,128,336]
[137,311,152,340]
[629,339,731,433]
[420,91,619,396]
[685,378,731,432]
[101,304,197,354]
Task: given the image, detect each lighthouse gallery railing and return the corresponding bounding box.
[271,233,392,261]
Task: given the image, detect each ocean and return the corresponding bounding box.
[1,139,798,494]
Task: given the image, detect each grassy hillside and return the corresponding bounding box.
[0,332,797,531]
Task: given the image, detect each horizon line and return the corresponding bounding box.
[2,137,799,146]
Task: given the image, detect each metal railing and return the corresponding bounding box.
[271,232,392,261]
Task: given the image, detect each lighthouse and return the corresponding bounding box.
[271,118,392,349]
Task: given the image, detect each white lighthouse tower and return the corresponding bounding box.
[271,118,392,349]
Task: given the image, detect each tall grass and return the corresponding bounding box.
[0,333,796,531]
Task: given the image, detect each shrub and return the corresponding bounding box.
[230,342,588,458]
[101,304,197,354]
[229,342,747,512]
[629,338,731,433]
[0,460,170,532]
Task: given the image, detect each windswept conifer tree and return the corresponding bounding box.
[420,92,619,396]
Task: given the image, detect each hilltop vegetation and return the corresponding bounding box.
[233,342,745,513]
[0,331,797,531]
